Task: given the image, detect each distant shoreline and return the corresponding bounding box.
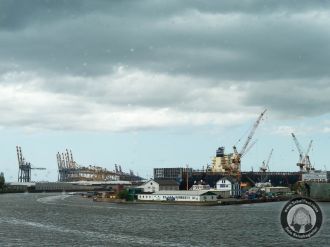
[92,197,291,206]
[2,191,329,203]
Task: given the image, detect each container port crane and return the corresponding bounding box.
[57,149,118,181]
[291,133,313,172]
[16,146,46,182]
[57,149,142,182]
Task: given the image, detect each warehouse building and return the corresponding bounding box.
[137,179,159,192]
[137,190,218,202]
[137,179,179,192]
[216,177,241,197]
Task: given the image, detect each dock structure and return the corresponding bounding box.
[56,149,143,182]
[56,149,119,182]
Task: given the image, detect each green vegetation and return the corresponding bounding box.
[117,189,130,200]
[0,172,5,191]
[292,182,307,196]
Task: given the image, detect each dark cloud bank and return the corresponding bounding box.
[0,0,330,130]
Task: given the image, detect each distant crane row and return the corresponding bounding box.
[15,146,139,183]
[56,149,139,182]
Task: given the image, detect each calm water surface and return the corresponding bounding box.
[0,193,329,246]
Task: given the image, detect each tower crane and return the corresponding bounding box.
[302,140,313,171]
[260,148,273,172]
[291,133,313,172]
[258,148,273,185]
[240,140,258,159]
[231,109,267,174]
[291,133,304,164]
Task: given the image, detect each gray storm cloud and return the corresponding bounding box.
[0,0,330,131]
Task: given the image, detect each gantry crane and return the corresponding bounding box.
[291,133,313,172]
[57,149,122,182]
[17,146,46,182]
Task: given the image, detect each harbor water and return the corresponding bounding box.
[0,193,329,246]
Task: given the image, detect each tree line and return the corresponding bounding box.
[0,172,5,191]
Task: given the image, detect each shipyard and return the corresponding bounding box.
[1,110,329,205]
[2,1,330,246]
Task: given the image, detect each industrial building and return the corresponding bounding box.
[154,167,192,180]
[156,179,180,190]
[137,190,218,202]
[189,178,241,198]
[136,179,180,193]
[190,181,211,191]
[216,177,241,197]
[137,180,159,192]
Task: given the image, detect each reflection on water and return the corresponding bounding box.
[0,193,329,247]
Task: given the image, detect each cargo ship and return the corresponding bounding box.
[298,170,330,201]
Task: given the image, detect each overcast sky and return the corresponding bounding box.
[1,0,330,181]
